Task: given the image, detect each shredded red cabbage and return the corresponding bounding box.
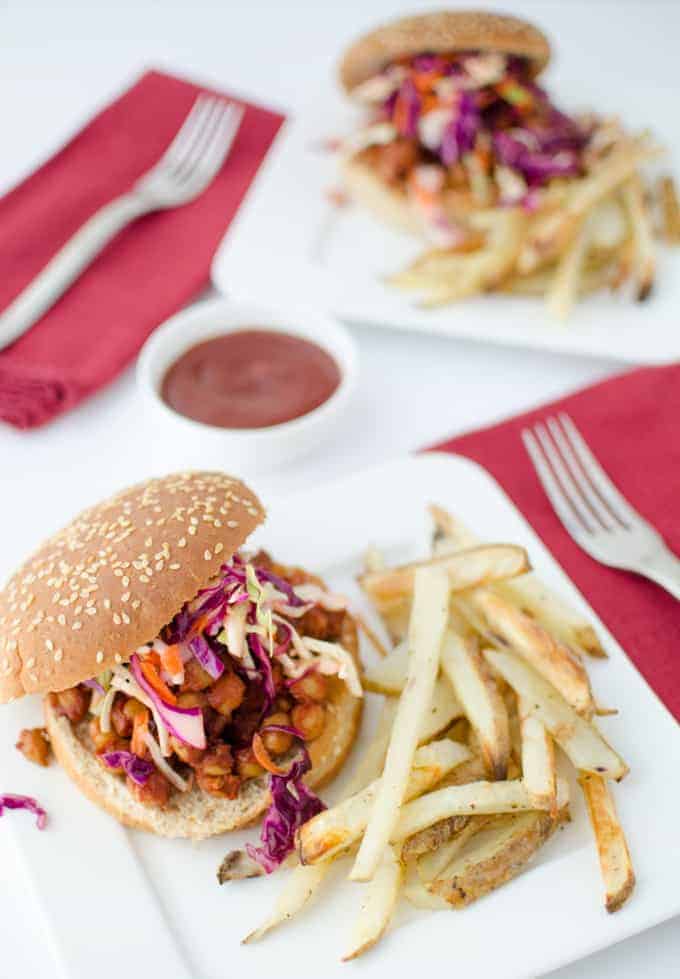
[101,750,154,785]
[188,634,225,680]
[0,793,47,830]
[246,737,325,873]
[247,633,277,715]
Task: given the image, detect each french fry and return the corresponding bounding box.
[429,808,566,907]
[578,773,635,912]
[350,567,450,881]
[545,214,592,320]
[356,613,391,658]
[428,505,606,658]
[243,862,334,943]
[484,648,628,780]
[342,846,403,961]
[391,778,556,843]
[299,739,471,865]
[362,640,409,694]
[440,630,510,780]
[657,174,680,243]
[401,813,471,863]
[346,698,398,794]
[622,176,655,300]
[464,589,595,717]
[359,544,531,612]
[403,871,451,910]
[518,695,557,813]
[416,816,492,880]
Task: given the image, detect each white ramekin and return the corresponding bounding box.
[136,297,357,474]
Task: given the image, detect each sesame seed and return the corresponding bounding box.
[215,542,224,554]
[227,520,238,528]
[54,649,63,662]
[26,657,35,669]
[45,639,54,651]
[132,600,141,609]
[122,612,130,625]
[103,599,111,610]
[96,651,104,663]
[57,614,66,626]
[122,576,130,587]
[72,621,82,631]
[155,560,164,572]
[178,537,187,548]
[113,613,122,625]
[139,574,150,583]
[169,563,180,570]
[204,550,212,561]
[121,592,130,603]
[85,607,97,616]
[115,653,122,664]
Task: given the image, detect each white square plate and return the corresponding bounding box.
[212,3,680,364]
[1,453,679,979]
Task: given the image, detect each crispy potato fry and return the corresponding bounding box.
[390,209,527,307]
[657,174,680,243]
[429,808,567,906]
[578,773,635,912]
[462,589,595,717]
[416,816,492,880]
[402,813,471,863]
[243,862,333,943]
[362,640,409,694]
[622,176,655,300]
[351,567,450,881]
[428,505,606,659]
[343,846,403,961]
[440,630,510,780]
[391,777,559,843]
[403,874,451,910]
[299,739,471,865]
[519,695,557,813]
[356,613,391,658]
[484,648,628,780]
[545,214,592,320]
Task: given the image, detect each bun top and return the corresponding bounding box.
[0,472,265,703]
[339,10,551,92]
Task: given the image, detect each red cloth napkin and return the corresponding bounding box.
[0,70,285,429]
[431,363,680,723]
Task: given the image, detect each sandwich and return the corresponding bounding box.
[1,472,362,858]
[337,10,667,314]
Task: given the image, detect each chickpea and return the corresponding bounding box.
[181,658,214,692]
[234,746,265,780]
[176,690,208,710]
[261,712,293,755]
[274,692,294,713]
[16,727,51,767]
[52,686,90,724]
[199,743,233,776]
[88,716,119,753]
[123,698,148,721]
[169,735,205,767]
[111,694,133,738]
[290,671,327,704]
[207,670,245,717]
[196,744,240,798]
[129,771,170,809]
[292,702,326,742]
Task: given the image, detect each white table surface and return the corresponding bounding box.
[1,0,678,975]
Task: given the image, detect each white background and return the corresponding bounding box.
[0,0,678,975]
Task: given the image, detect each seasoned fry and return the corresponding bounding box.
[429,808,566,906]
[428,505,606,658]
[657,174,680,243]
[416,816,492,879]
[578,773,635,912]
[299,739,471,865]
[402,813,471,863]
[484,648,628,780]
[518,695,557,813]
[351,567,450,881]
[622,176,655,300]
[440,630,510,780]
[342,846,403,961]
[463,589,595,717]
[391,778,555,843]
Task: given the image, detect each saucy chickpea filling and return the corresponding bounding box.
[47,552,361,814]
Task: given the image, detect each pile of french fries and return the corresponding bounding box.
[389,124,680,319]
[241,505,634,961]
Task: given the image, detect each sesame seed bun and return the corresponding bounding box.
[339,10,551,93]
[0,472,265,704]
[44,616,362,838]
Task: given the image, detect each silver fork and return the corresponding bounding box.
[0,95,244,351]
[522,412,680,600]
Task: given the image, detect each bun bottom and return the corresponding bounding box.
[341,155,423,237]
[45,618,362,839]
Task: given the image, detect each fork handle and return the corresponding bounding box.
[0,192,150,351]
[639,547,680,601]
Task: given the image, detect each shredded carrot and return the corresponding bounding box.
[131,707,150,756]
[160,644,184,678]
[412,70,443,94]
[139,660,177,704]
[190,613,213,639]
